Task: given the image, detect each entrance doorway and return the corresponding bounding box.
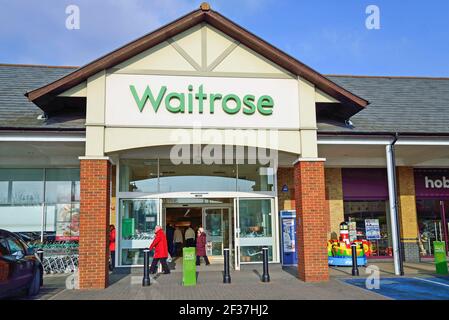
[163,199,233,264]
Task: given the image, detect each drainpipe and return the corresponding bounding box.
[385,133,404,276]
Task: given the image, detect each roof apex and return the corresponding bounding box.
[26,6,368,114]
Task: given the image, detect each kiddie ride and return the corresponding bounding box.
[328,222,370,267]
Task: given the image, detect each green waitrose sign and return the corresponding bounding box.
[433,241,448,275]
[182,247,197,286]
[130,85,274,116]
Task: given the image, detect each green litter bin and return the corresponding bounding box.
[183,247,196,286]
[433,241,448,275]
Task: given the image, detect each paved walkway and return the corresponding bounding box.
[23,260,447,300]
[46,268,384,300]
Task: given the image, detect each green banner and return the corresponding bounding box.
[182,247,197,286]
[433,241,448,275]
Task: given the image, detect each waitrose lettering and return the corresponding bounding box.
[130,84,274,116]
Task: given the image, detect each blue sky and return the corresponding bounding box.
[1,0,448,76]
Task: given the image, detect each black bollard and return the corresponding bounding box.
[261,247,270,282]
[36,248,44,262]
[351,243,359,276]
[223,248,231,284]
[142,249,151,286]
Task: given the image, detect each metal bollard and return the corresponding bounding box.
[261,247,270,282]
[36,248,44,262]
[351,243,359,276]
[142,249,151,286]
[223,248,231,284]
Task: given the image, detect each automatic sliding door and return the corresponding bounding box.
[119,198,159,266]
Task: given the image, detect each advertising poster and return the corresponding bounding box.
[282,218,295,253]
[55,204,80,241]
[349,221,357,242]
[365,219,381,240]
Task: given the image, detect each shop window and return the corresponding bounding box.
[0,168,80,242]
[158,160,236,193]
[119,159,158,193]
[237,164,275,192]
[238,199,275,263]
[239,199,272,238]
[0,169,44,235]
[343,200,392,257]
[416,199,449,256]
[240,246,273,263]
[0,181,8,204]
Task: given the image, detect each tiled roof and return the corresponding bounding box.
[321,75,449,134]
[0,64,84,129]
[1,64,449,134]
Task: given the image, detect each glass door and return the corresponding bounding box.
[118,198,159,266]
[202,207,231,258]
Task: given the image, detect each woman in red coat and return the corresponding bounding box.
[148,225,170,274]
[196,227,210,266]
[109,225,116,271]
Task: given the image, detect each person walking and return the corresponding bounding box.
[173,226,183,257]
[109,224,116,271]
[148,225,170,274]
[166,223,175,257]
[185,225,196,247]
[196,227,210,266]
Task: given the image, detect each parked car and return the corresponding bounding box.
[0,229,43,298]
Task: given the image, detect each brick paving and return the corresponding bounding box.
[43,268,383,300]
[23,260,446,300]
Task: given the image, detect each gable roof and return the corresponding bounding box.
[319,75,449,134]
[25,4,368,113]
[0,64,84,130]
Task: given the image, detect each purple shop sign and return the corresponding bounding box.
[415,169,449,198]
[342,168,388,201]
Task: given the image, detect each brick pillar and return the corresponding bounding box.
[79,159,111,289]
[294,160,329,282]
[397,167,420,262]
[325,168,344,240]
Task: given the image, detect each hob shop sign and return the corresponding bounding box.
[414,169,449,198]
[105,74,300,129]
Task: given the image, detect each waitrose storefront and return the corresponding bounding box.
[2,3,449,289]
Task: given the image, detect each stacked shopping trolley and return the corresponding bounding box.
[29,241,79,275]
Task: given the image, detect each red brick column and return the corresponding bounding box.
[294,160,329,282]
[79,159,111,289]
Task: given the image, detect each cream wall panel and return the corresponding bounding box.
[316,89,339,103]
[104,127,300,155]
[86,71,106,124]
[206,25,236,66]
[300,130,318,158]
[214,44,290,75]
[172,25,203,67]
[298,78,317,129]
[115,41,195,71]
[85,126,105,157]
[58,81,87,97]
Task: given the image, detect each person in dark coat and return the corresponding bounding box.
[165,223,175,257]
[196,227,210,266]
[148,225,170,274]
